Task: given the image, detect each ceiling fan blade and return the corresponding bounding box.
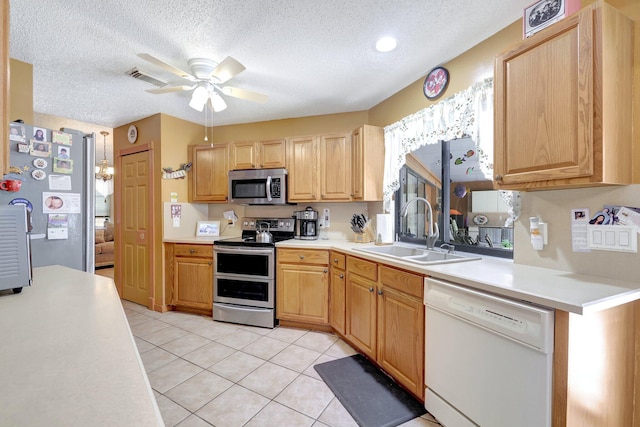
[137,53,195,81]
[210,56,246,83]
[145,85,194,94]
[221,86,268,103]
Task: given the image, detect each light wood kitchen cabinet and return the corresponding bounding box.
[1,0,8,176]
[377,266,425,399]
[287,136,318,202]
[276,248,329,326]
[229,139,286,170]
[346,256,379,360]
[494,1,634,190]
[319,133,351,201]
[329,251,347,335]
[351,125,384,201]
[345,256,425,399]
[188,143,229,202]
[165,243,213,314]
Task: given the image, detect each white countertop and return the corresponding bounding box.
[276,239,640,315]
[0,266,163,427]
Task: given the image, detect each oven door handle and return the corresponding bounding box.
[266,175,272,202]
[214,246,274,256]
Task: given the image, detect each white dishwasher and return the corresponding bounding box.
[424,277,554,427]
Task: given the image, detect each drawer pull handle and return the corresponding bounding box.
[495,174,503,182]
[189,249,196,253]
[208,261,212,265]
[339,274,344,279]
[324,269,328,273]
[377,290,383,295]
[333,258,338,263]
[369,287,374,292]
[299,255,305,259]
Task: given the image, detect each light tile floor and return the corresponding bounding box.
[123,300,442,427]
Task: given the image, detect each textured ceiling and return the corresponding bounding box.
[9,0,531,129]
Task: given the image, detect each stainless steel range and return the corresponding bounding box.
[213,217,295,328]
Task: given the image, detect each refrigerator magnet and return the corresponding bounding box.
[33,158,48,169]
[32,169,47,180]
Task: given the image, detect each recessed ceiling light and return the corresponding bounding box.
[375,37,397,53]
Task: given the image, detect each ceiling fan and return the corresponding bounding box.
[137,53,268,112]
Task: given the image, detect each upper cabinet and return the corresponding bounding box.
[351,125,384,201]
[287,126,384,203]
[188,143,229,203]
[1,0,9,176]
[494,2,634,190]
[319,133,351,201]
[229,139,286,170]
[287,135,318,202]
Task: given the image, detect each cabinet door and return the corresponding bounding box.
[377,286,424,399]
[494,9,593,186]
[320,133,351,201]
[276,263,329,325]
[258,139,286,169]
[173,256,213,310]
[351,125,384,201]
[330,266,346,335]
[287,136,318,202]
[189,143,229,202]
[229,141,257,170]
[346,273,377,360]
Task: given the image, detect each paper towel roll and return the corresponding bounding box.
[376,214,394,244]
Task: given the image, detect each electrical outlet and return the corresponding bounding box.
[323,208,330,228]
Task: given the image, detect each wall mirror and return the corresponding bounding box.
[394,136,519,258]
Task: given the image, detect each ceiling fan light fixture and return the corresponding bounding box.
[210,91,227,112]
[189,84,209,111]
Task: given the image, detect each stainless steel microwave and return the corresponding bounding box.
[228,168,291,205]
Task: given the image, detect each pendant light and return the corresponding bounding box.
[95,131,113,181]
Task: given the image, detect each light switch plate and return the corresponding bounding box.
[587,225,638,253]
[322,208,330,228]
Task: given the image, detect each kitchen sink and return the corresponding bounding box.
[354,244,481,265]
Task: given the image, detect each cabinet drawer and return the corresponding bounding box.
[347,256,378,282]
[278,248,329,265]
[330,251,346,270]
[380,266,423,299]
[174,244,213,258]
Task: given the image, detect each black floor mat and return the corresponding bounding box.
[314,354,426,427]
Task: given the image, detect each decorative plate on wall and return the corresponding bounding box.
[423,66,449,100]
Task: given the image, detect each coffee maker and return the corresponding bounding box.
[294,206,319,240]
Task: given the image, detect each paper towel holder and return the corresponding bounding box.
[375,213,394,245]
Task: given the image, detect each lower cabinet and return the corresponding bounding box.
[165,243,213,314]
[329,251,347,335]
[276,248,329,326]
[377,265,425,399]
[345,255,425,399]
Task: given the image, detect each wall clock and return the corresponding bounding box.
[127,125,138,144]
[423,66,450,100]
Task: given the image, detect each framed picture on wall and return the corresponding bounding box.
[196,221,220,237]
[523,0,580,38]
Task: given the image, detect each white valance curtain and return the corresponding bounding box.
[382,77,494,211]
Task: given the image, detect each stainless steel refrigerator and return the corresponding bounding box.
[1,123,95,272]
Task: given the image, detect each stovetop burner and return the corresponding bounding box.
[215,217,295,247]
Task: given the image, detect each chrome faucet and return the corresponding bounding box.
[400,197,439,249]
